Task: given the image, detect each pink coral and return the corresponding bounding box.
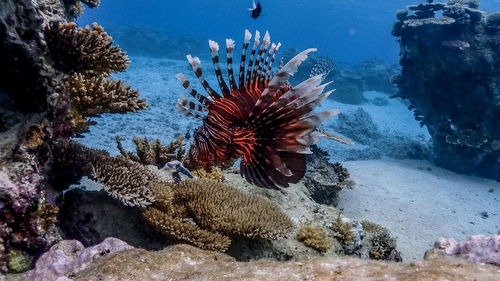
[25,238,133,281]
[435,230,500,266]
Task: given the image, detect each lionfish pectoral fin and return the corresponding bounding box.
[323,131,355,146]
[268,48,317,90]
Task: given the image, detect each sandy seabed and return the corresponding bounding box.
[78,56,500,262]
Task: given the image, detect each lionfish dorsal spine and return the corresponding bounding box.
[265,42,281,84]
[251,30,270,89]
[238,29,252,91]
[259,42,276,84]
[209,40,231,97]
[186,54,221,101]
[225,38,238,91]
[245,30,260,89]
[175,73,212,107]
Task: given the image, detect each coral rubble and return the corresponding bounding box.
[392,0,500,180]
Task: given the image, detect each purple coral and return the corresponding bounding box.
[24,237,133,281]
[0,160,42,213]
[435,230,500,266]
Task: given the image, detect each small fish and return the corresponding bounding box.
[441,40,470,50]
[309,57,335,82]
[248,0,262,20]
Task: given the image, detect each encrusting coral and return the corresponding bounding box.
[296,222,332,253]
[331,216,356,246]
[191,167,224,182]
[44,22,129,75]
[142,179,294,252]
[115,135,186,168]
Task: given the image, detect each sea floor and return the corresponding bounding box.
[78,56,500,262]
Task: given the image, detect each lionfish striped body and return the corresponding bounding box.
[176,30,339,189]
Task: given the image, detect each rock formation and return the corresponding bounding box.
[392,0,500,180]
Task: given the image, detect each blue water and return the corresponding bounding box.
[78,0,500,64]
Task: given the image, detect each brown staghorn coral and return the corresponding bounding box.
[331,216,356,246]
[142,207,231,252]
[296,223,332,253]
[174,179,294,239]
[90,156,156,207]
[115,135,186,168]
[65,73,148,116]
[142,179,294,251]
[44,22,129,74]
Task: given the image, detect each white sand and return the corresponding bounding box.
[337,158,500,261]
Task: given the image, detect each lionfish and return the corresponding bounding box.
[176,30,340,189]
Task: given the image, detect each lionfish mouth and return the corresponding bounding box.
[175,29,340,189]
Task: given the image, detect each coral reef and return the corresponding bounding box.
[191,167,224,181]
[0,0,147,271]
[90,156,157,207]
[328,107,432,161]
[434,230,500,266]
[331,70,366,104]
[361,220,401,261]
[296,223,332,253]
[392,0,500,180]
[24,243,499,281]
[331,216,356,246]
[303,146,354,206]
[44,22,129,75]
[58,188,169,249]
[115,135,186,168]
[333,108,381,145]
[24,238,132,281]
[142,179,294,252]
[65,73,147,116]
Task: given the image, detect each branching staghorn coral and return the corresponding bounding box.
[115,135,186,167]
[44,22,129,74]
[331,216,356,246]
[142,179,294,252]
[296,222,332,253]
[65,73,148,116]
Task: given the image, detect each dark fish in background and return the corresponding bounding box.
[309,57,335,82]
[248,0,262,20]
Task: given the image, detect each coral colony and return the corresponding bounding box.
[0,0,499,278]
[392,0,500,181]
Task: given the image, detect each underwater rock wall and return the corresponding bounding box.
[392,0,500,181]
[0,0,148,274]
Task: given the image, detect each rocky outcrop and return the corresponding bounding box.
[24,241,500,281]
[392,0,500,180]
